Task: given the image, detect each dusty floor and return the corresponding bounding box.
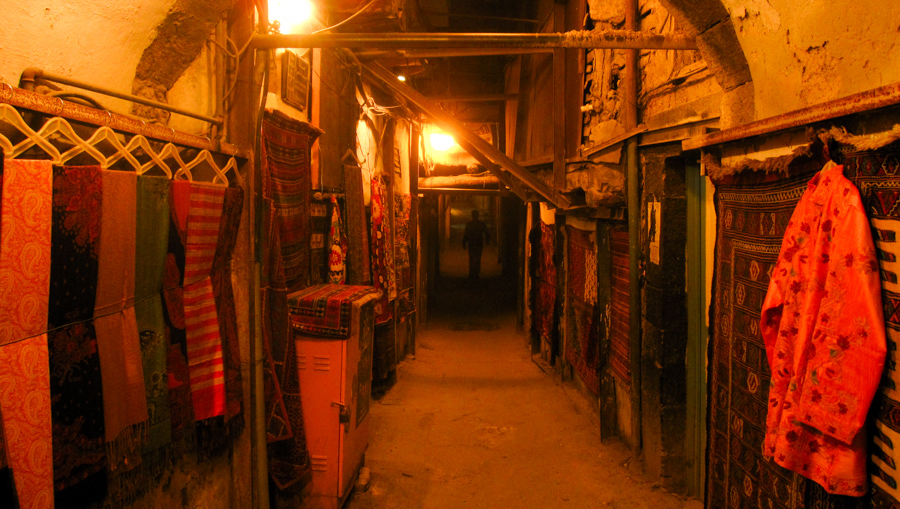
[345,246,699,509]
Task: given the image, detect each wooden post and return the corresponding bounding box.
[553,1,566,189]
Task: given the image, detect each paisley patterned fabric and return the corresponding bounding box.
[0,159,54,509]
[0,337,54,509]
[48,166,108,504]
[0,160,52,346]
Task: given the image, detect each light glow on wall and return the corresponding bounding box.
[430,132,455,151]
[269,0,314,34]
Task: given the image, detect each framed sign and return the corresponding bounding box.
[282,49,311,112]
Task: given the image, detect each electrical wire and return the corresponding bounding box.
[312,0,379,34]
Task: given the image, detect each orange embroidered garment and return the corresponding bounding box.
[760,162,887,496]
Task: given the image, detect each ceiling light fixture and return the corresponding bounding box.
[269,0,314,34]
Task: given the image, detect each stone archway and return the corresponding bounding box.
[657,0,754,127]
[131,0,233,122]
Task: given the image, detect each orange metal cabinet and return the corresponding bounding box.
[294,292,376,509]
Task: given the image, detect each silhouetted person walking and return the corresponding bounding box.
[462,210,491,279]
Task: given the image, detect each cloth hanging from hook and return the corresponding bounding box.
[0,159,55,509]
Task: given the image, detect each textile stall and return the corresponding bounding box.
[0,85,246,508]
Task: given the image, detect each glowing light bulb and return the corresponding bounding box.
[269,0,314,34]
[397,75,407,82]
[430,133,455,151]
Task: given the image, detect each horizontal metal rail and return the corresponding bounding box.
[0,84,242,157]
[21,67,223,125]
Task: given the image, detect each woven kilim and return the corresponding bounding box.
[288,284,376,338]
[709,169,815,509]
[711,148,900,509]
[261,110,322,291]
[609,228,631,384]
[565,225,600,394]
[842,145,900,508]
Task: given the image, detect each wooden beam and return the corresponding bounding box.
[361,62,571,208]
[355,48,554,59]
[252,31,698,51]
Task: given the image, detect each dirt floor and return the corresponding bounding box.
[345,245,702,509]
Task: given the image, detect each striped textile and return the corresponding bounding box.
[184,183,227,421]
[609,229,631,384]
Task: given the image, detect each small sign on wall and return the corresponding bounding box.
[282,49,311,112]
[648,200,661,265]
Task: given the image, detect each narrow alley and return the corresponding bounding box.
[347,245,692,509]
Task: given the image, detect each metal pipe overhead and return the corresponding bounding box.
[252,31,697,51]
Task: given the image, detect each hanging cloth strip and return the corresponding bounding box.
[47,165,107,504]
[94,169,149,472]
[0,403,16,508]
[261,201,293,445]
[260,194,312,490]
[370,176,394,324]
[394,195,412,291]
[163,180,196,451]
[328,196,347,284]
[135,175,173,453]
[213,186,245,423]
[260,110,323,291]
[564,225,601,395]
[343,165,371,285]
[183,183,226,421]
[0,159,5,506]
[0,159,55,509]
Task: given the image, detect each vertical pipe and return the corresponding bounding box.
[249,2,271,506]
[410,125,420,352]
[624,0,642,459]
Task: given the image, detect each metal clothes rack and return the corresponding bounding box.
[0,84,245,185]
